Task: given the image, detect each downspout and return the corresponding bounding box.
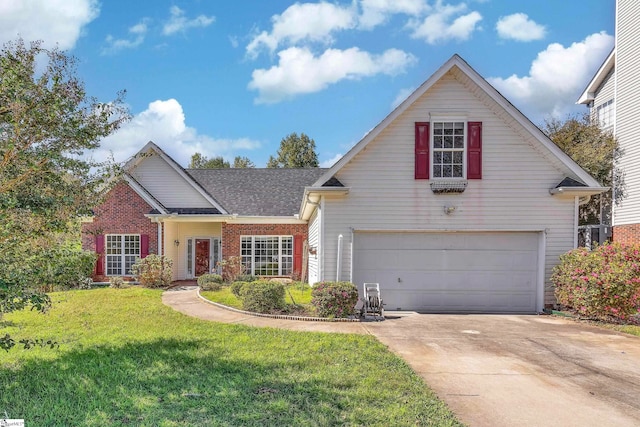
[157,220,163,256]
[336,234,343,282]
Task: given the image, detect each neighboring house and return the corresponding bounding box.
[84,54,606,313]
[578,0,639,244]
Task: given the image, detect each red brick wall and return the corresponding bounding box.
[82,181,159,281]
[222,223,308,277]
[612,224,640,245]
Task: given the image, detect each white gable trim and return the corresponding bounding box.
[577,49,615,105]
[122,174,167,214]
[313,54,603,189]
[125,141,228,214]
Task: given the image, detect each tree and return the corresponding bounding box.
[0,39,129,350]
[267,132,319,168]
[233,156,255,168]
[189,153,230,168]
[543,114,621,225]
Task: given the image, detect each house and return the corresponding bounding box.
[577,0,639,244]
[84,54,606,313]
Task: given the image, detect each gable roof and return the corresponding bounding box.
[124,141,228,214]
[313,54,604,190]
[577,48,616,105]
[188,168,328,216]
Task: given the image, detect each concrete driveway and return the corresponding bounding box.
[365,313,640,427]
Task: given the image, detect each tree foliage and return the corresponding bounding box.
[543,114,621,225]
[267,132,319,168]
[189,153,230,169]
[0,39,129,350]
[233,155,255,168]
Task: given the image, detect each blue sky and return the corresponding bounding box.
[1,0,615,167]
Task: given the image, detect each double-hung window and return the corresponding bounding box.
[106,234,140,276]
[432,121,465,178]
[241,236,293,276]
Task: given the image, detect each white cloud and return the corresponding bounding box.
[488,31,614,119]
[496,13,545,42]
[102,18,150,55]
[96,99,260,166]
[248,46,417,104]
[162,6,215,36]
[358,0,427,29]
[320,153,343,168]
[0,0,99,49]
[246,2,356,58]
[391,87,416,109]
[409,2,482,44]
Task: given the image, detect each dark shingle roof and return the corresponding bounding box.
[186,168,330,216]
[149,208,221,215]
[555,177,587,188]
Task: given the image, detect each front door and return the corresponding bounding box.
[195,239,210,276]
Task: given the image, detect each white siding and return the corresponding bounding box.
[320,70,576,306]
[592,67,615,131]
[130,152,213,208]
[307,208,320,284]
[614,0,640,225]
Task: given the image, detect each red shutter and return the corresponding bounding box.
[293,235,303,277]
[95,235,105,276]
[467,121,482,179]
[415,122,430,179]
[140,234,149,258]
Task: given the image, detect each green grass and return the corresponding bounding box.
[0,288,462,426]
[613,324,640,337]
[201,283,314,313]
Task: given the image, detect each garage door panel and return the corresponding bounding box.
[353,232,539,313]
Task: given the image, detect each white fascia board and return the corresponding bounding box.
[549,186,610,198]
[577,49,615,105]
[299,186,350,220]
[123,174,167,214]
[147,214,306,224]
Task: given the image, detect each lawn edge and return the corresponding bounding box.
[196,288,361,323]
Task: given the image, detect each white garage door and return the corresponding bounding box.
[353,232,540,313]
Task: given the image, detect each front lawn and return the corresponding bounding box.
[0,288,462,426]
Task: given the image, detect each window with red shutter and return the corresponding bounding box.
[415,122,430,179]
[467,122,482,179]
[95,235,105,276]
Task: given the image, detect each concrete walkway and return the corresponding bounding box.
[163,287,640,427]
[162,286,370,334]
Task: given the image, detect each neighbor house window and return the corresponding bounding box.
[241,236,293,276]
[595,99,615,130]
[432,121,465,178]
[106,234,140,276]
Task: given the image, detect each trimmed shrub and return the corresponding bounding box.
[31,248,97,291]
[230,281,250,298]
[109,276,125,289]
[311,281,359,318]
[552,243,640,321]
[131,255,173,288]
[239,280,285,313]
[197,273,223,291]
[235,274,258,283]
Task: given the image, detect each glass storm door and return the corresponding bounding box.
[195,239,210,276]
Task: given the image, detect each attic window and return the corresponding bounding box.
[430,181,467,194]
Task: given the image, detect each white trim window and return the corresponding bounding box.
[241,236,293,276]
[106,234,140,276]
[432,121,465,179]
[595,99,615,130]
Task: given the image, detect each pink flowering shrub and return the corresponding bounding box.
[552,243,640,321]
[311,281,358,318]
